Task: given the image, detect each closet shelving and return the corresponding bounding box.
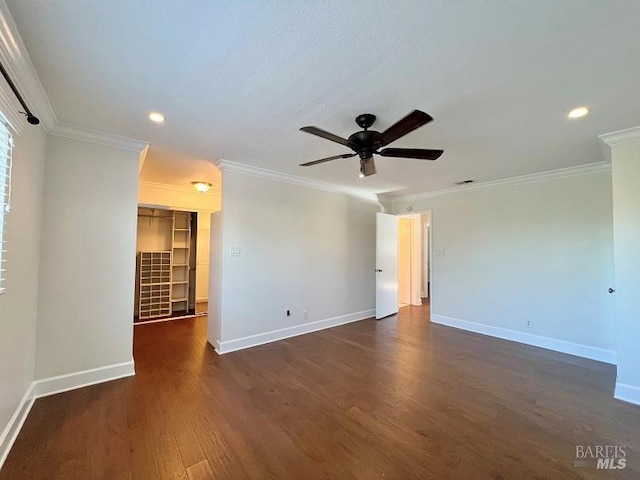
[171,211,191,312]
[136,208,195,321]
[138,251,172,319]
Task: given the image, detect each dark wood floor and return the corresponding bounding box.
[2,305,640,479]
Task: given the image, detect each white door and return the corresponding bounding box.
[376,212,399,319]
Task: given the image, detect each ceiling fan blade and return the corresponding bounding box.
[378,148,443,160]
[300,126,352,147]
[299,153,356,167]
[379,110,433,147]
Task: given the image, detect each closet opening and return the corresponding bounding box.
[135,206,205,324]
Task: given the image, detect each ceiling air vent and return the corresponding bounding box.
[454,179,475,185]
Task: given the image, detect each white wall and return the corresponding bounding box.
[35,136,140,378]
[0,124,46,444]
[194,214,211,302]
[209,171,378,350]
[138,182,220,301]
[208,211,223,343]
[392,171,616,358]
[609,139,640,402]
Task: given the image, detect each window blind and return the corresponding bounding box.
[0,121,13,293]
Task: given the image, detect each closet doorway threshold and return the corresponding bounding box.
[134,310,207,326]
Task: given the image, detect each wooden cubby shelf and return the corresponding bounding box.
[137,251,171,319]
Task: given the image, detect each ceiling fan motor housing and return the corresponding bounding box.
[348,130,382,157]
[355,113,376,130]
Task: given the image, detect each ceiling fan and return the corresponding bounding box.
[299,110,443,177]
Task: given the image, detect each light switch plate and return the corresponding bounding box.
[230,246,241,257]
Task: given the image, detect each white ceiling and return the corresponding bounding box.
[140,148,222,190]
[7,1,640,196]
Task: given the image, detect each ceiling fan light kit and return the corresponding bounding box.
[299,109,443,177]
[360,157,376,177]
[191,181,212,193]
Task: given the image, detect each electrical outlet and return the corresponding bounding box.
[303,310,309,320]
[526,319,533,329]
[230,246,241,257]
[435,248,445,257]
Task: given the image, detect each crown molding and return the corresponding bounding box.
[215,159,379,202]
[50,123,149,153]
[139,144,150,173]
[139,180,221,196]
[0,0,57,132]
[599,126,640,147]
[388,162,611,203]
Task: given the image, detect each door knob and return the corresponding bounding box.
[608,288,615,294]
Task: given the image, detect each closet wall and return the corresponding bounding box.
[136,209,173,251]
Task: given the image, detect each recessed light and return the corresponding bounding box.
[567,106,589,119]
[149,112,166,123]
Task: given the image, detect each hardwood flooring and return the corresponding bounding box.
[134,302,207,325]
[195,301,208,315]
[2,305,639,479]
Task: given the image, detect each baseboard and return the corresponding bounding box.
[431,315,617,365]
[32,360,136,398]
[0,384,35,470]
[614,382,640,406]
[216,309,375,354]
[0,360,136,471]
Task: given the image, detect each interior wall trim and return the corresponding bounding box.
[0,360,135,470]
[215,309,376,354]
[0,0,57,131]
[0,383,35,470]
[614,382,640,406]
[31,360,135,398]
[599,126,640,146]
[49,123,149,153]
[388,162,611,204]
[139,180,221,196]
[431,314,617,365]
[216,159,379,203]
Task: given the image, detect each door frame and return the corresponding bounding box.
[392,209,433,319]
[423,218,431,299]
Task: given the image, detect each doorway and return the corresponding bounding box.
[397,212,431,307]
[134,206,204,324]
[376,210,432,321]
